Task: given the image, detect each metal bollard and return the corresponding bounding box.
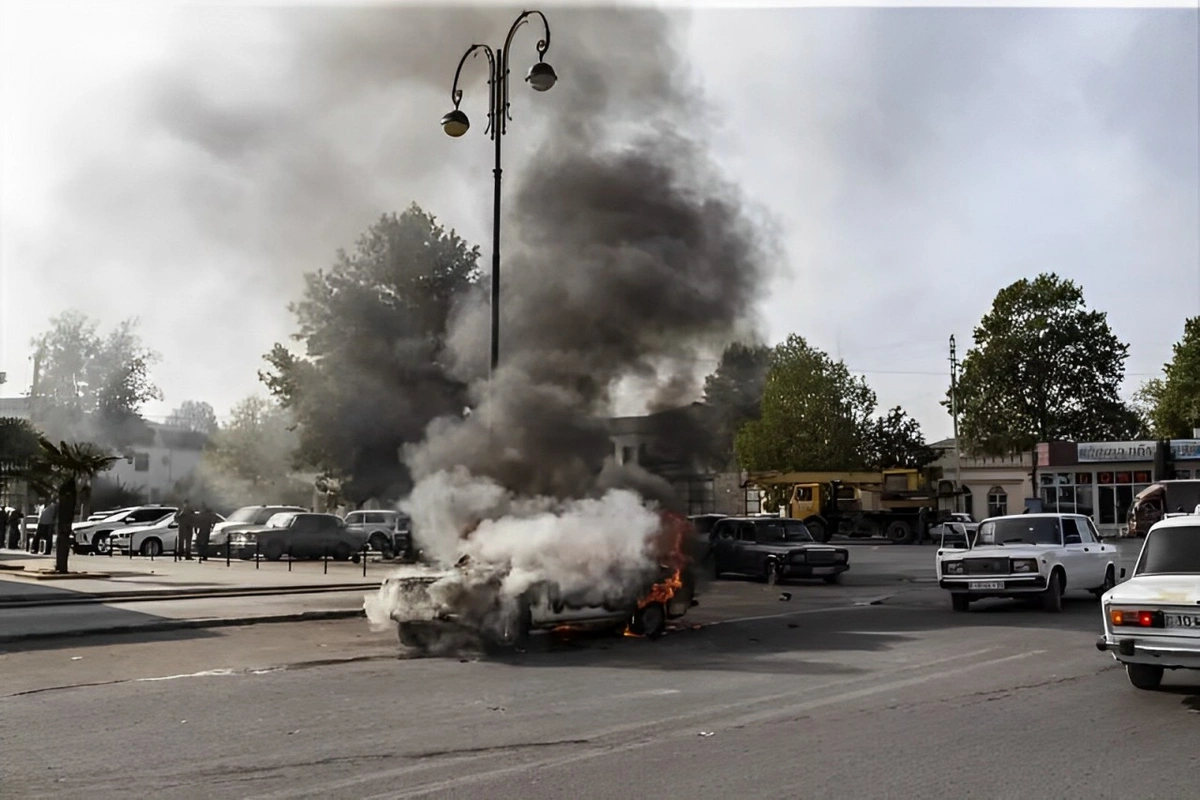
[288,547,292,572]
[255,539,260,570]
[225,540,231,567]
[362,544,368,578]
[323,546,328,575]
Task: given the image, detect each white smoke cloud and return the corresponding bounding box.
[364,467,669,639]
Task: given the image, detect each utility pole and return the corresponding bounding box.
[949,335,961,514]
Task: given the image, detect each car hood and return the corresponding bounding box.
[110,522,167,537]
[756,543,844,555]
[228,524,278,536]
[946,544,1057,559]
[1104,574,1200,606]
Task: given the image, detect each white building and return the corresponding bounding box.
[106,423,207,502]
[929,438,1034,520]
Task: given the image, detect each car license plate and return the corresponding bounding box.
[1164,613,1200,630]
[969,581,1003,591]
[813,567,834,575]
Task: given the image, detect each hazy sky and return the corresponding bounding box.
[1,1,1197,442]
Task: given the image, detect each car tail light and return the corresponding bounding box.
[1109,608,1164,628]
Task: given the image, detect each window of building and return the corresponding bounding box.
[987,486,1008,518]
[134,453,150,472]
[621,446,634,464]
[676,478,715,516]
[744,488,762,515]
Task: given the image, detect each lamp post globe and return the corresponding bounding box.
[441,109,470,138]
[526,61,557,92]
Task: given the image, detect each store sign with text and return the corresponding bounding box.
[1171,440,1200,461]
[1077,441,1157,463]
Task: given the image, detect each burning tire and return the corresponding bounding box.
[629,602,667,640]
[482,601,533,652]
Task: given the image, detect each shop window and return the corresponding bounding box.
[987,486,1008,517]
[744,489,762,515]
[1074,473,1093,485]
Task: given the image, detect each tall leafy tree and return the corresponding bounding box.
[166,400,219,435]
[948,273,1139,486]
[1137,317,1200,438]
[867,406,937,469]
[735,334,877,473]
[199,396,308,507]
[261,204,481,503]
[30,312,162,447]
[702,342,772,468]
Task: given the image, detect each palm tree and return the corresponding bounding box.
[22,438,118,573]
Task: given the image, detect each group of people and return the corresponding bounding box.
[173,501,219,561]
[4,503,58,553]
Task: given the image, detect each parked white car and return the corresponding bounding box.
[1096,514,1200,690]
[72,506,178,554]
[110,513,225,557]
[936,513,1120,612]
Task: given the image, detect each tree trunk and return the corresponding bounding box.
[55,478,77,574]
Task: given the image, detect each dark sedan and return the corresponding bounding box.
[708,516,850,583]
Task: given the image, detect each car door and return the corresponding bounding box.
[1073,517,1109,586]
[709,520,737,572]
[1058,517,1090,586]
[741,522,769,573]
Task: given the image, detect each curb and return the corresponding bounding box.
[0,583,382,609]
[0,608,368,645]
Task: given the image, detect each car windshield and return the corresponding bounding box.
[265,512,296,528]
[1136,526,1200,575]
[757,521,814,543]
[226,507,263,523]
[978,517,1062,546]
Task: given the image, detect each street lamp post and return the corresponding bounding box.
[441,10,557,379]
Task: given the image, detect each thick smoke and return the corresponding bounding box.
[124,5,775,635]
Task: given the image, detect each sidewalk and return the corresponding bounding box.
[0,548,436,605]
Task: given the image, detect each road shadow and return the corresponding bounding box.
[0,599,231,653]
[0,624,221,655]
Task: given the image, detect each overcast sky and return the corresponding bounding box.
[1,1,1196,442]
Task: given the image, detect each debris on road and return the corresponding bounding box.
[779,592,792,601]
[698,731,715,737]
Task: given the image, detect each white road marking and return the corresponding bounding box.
[136,668,237,682]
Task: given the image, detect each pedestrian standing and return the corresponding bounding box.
[175,501,197,560]
[34,501,57,555]
[194,504,219,562]
[7,507,23,549]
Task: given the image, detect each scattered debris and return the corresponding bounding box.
[698,731,715,737]
[787,623,799,629]
[779,592,792,601]
[487,706,506,712]
[70,656,82,661]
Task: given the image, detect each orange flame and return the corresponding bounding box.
[634,511,691,613]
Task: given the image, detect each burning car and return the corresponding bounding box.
[368,510,699,652]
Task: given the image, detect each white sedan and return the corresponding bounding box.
[1096,514,1200,690]
[110,513,223,557]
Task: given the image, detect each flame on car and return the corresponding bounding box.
[625,511,691,637]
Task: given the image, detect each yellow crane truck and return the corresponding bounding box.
[744,468,943,545]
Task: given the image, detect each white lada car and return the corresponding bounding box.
[1096,514,1200,690]
[936,513,1120,612]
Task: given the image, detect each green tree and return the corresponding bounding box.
[867,406,937,469]
[21,438,118,573]
[31,312,162,446]
[735,334,877,473]
[702,342,772,467]
[260,204,481,503]
[166,400,218,435]
[0,417,43,506]
[1137,317,1200,438]
[199,396,308,507]
[948,273,1139,486]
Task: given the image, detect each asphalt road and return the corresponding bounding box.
[4,539,1181,800]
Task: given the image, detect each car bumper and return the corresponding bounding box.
[1095,636,1200,669]
[781,563,849,578]
[939,575,1047,594]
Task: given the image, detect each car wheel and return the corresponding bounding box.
[369,534,394,559]
[822,572,841,585]
[93,533,111,555]
[140,538,162,558]
[885,520,914,544]
[1041,569,1064,612]
[631,603,667,640]
[1126,662,1164,691]
[1091,566,1116,598]
[951,593,971,612]
[762,560,780,586]
[264,541,285,561]
[333,543,353,562]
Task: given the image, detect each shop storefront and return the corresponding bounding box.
[1038,440,1200,535]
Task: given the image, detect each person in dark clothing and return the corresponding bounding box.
[7,507,23,549]
[194,505,219,562]
[175,501,197,560]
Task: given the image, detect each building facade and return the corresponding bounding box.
[929,438,1033,520]
[105,423,207,502]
